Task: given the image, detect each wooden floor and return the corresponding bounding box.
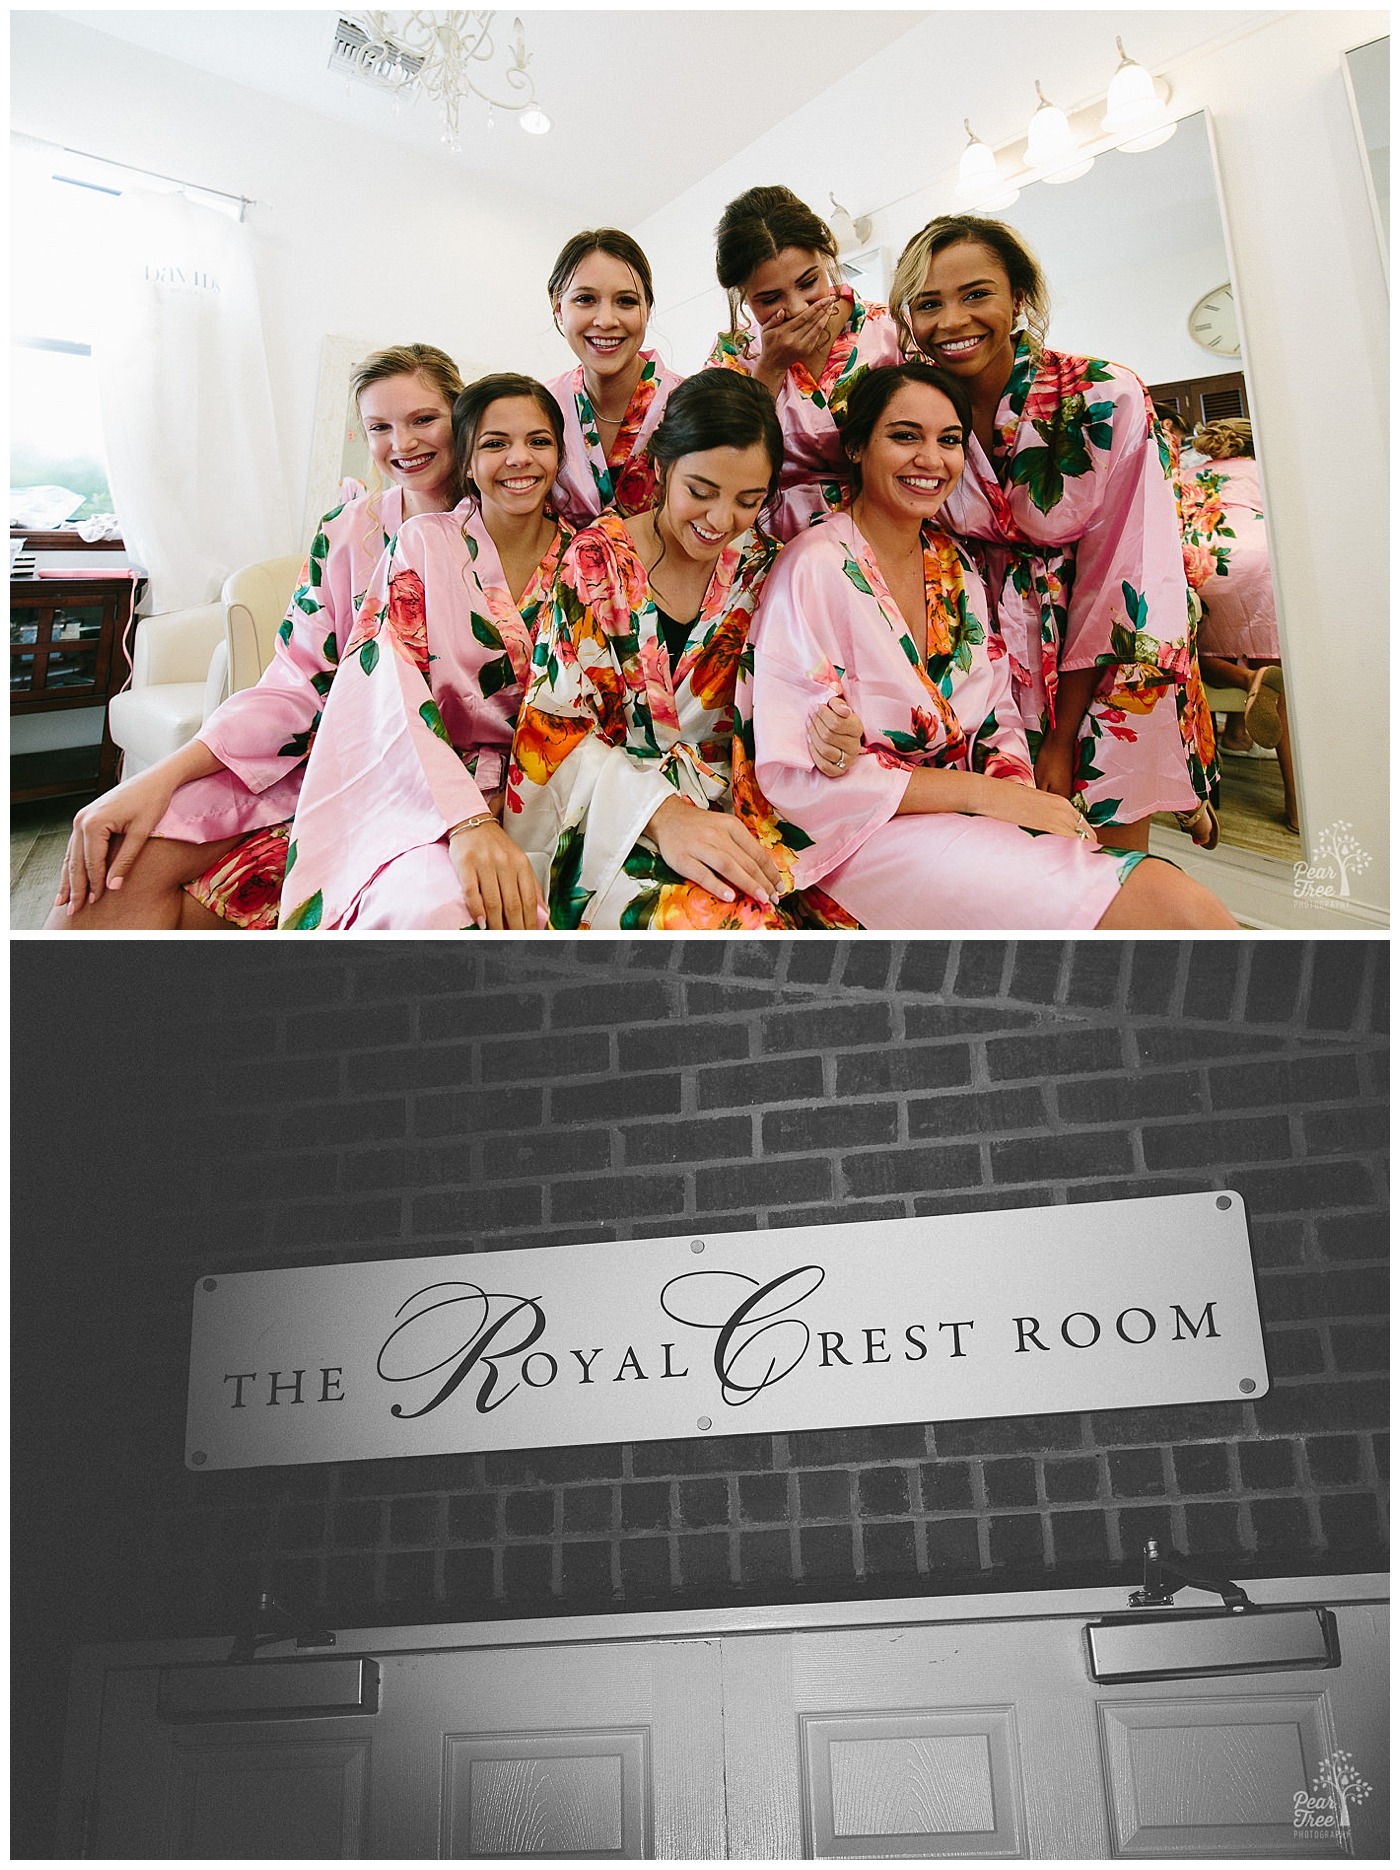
[11,796,78,931]
[12,750,1303,932]
[1153,744,1302,867]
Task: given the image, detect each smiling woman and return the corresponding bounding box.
[506,369,853,929]
[735,362,1235,929]
[45,343,467,930]
[543,229,683,527]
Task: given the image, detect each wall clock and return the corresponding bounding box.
[1187,283,1241,357]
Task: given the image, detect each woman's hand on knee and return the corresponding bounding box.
[647,796,783,905]
[56,767,179,912]
[807,691,862,778]
[449,820,545,930]
[980,778,1093,842]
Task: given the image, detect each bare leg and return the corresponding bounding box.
[43,835,241,931]
[1096,857,1236,929]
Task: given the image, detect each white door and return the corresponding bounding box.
[84,1639,726,1858]
[719,1606,1388,1858]
[68,1591,1387,1858]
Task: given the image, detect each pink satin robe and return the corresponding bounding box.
[158,485,404,850]
[939,340,1204,824]
[1182,457,1279,660]
[544,351,682,529]
[738,512,1143,931]
[279,505,566,930]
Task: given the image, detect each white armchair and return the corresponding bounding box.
[106,553,304,778]
[107,600,226,777]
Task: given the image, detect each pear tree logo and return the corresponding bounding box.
[1294,821,1372,902]
[1292,1749,1373,1840]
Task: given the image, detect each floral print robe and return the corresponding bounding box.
[279,505,568,930]
[1179,457,1279,660]
[737,512,1142,931]
[506,511,850,929]
[545,351,682,528]
[157,482,402,928]
[706,288,901,541]
[939,336,1209,825]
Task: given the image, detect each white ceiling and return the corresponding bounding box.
[53,8,1283,226]
[54,8,934,222]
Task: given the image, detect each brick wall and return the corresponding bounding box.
[16,940,1388,1646]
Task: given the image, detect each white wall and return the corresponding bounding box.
[636,11,1390,925]
[10,12,584,549]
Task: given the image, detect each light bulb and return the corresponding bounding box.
[1025,84,1093,183]
[519,107,551,135]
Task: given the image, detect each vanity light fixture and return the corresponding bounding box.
[946,42,1177,210]
[331,12,551,148]
[1024,80,1095,184]
[1102,37,1176,151]
[955,121,1021,210]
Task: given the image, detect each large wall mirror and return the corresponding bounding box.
[991,111,1297,867]
[1343,37,1389,279]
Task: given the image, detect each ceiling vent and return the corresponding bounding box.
[330,17,425,94]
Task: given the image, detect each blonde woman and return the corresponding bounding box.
[51,343,465,928]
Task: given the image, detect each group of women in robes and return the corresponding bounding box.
[51,187,1235,932]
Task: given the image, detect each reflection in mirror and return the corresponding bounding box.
[989,112,1298,863]
[1343,37,1389,276]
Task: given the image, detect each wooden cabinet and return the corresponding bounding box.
[10,572,137,801]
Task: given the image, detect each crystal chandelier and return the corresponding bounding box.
[332,12,552,148]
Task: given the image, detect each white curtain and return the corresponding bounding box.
[93,189,295,613]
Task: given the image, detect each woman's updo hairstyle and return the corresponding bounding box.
[714,185,841,338]
[351,343,465,411]
[547,229,655,317]
[452,373,565,503]
[837,362,972,499]
[1193,416,1254,461]
[647,370,785,506]
[891,214,1051,360]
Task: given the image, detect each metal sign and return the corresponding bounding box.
[185,1191,1268,1470]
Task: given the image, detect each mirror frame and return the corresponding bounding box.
[1341,36,1389,289]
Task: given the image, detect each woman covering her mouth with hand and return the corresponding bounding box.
[280,374,571,930]
[891,214,1217,854]
[735,361,1235,929]
[706,184,900,541]
[505,369,856,929]
[544,228,682,528]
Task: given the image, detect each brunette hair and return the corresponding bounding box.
[837,362,973,499]
[646,370,785,506]
[452,373,566,502]
[1193,416,1254,460]
[891,214,1051,359]
[714,185,840,337]
[350,343,465,411]
[547,229,655,315]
